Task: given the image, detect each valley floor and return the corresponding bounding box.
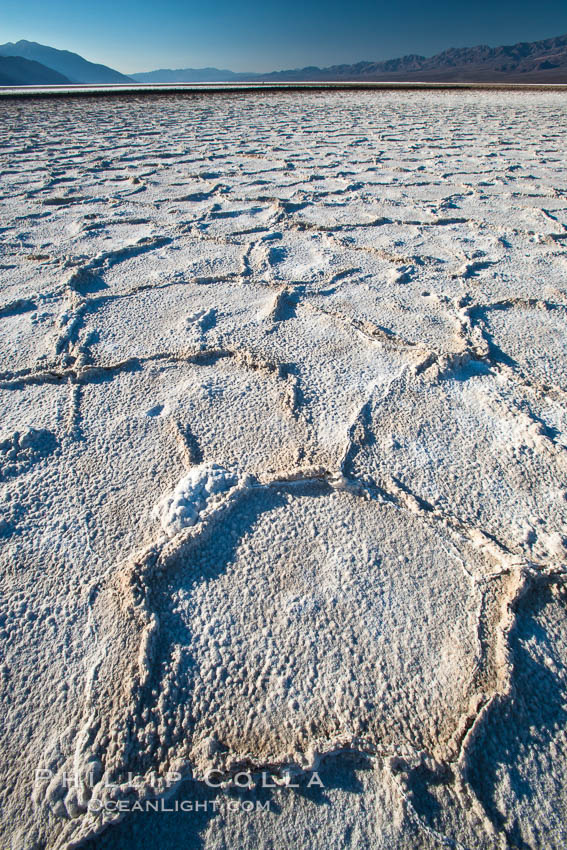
[0,90,566,849]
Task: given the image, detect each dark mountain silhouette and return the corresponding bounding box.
[0,55,71,86]
[132,33,567,83]
[0,40,132,84]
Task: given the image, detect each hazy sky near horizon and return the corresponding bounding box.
[2,0,567,73]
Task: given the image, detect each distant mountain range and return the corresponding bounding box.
[133,34,567,83]
[132,66,245,83]
[1,34,566,87]
[0,40,131,84]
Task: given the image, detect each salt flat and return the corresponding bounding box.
[0,91,566,849]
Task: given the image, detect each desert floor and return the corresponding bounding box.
[1,90,566,849]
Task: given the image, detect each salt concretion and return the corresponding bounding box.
[154,462,238,535]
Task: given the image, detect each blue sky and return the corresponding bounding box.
[2,0,567,73]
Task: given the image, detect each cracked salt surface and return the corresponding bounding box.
[0,90,566,850]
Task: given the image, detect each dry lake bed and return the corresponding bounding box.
[1,90,567,849]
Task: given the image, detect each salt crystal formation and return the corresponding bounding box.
[0,91,566,850]
[154,462,239,536]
